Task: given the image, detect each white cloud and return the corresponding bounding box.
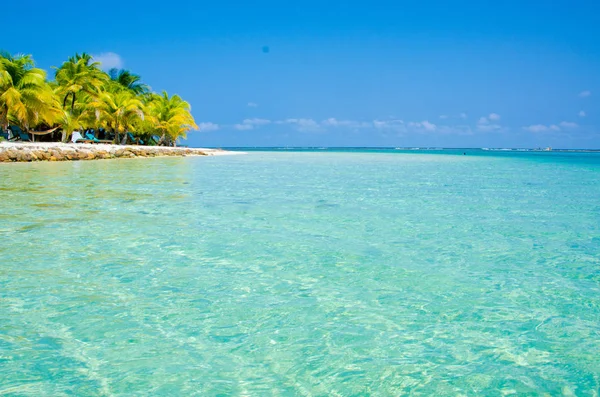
[321,118,371,128]
[478,113,500,125]
[477,124,502,132]
[578,110,586,117]
[439,115,448,119]
[524,124,551,133]
[233,123,254,131]
[373,120,387,129]
[247,102,258,107]
[322,118,347,127]
[459,112,468,119]
[421,121,437,131]
[198,122,219,132]
[245,118,271,125]
[246,115,490,136]
[373,119,404,129]
[408,121,437,131]
[475,114,502,132]
[92,52,123,70]
[579,90,591,98]
[559,121,578,129]
[278,118,321,132]
[523,124,561,133]
[234,118,271,130]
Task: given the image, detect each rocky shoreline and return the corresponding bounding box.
[0,142,233,163]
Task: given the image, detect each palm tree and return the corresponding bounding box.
[86,90,145,143]
[1,51,200,145]
[68,52,94,65]
[0,52,61,133]
[109,68,149,95]
[54,54,108,110]
[144,91,198,146]
[57,105,89,142]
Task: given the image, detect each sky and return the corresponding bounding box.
[3,0,600,148]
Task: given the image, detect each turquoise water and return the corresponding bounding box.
[1,150,599,395]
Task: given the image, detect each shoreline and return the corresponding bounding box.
[0,142,240,163]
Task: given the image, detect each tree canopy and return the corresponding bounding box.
[0,51,199,145]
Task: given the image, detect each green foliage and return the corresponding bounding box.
[138,91,198,144]
[86,90,145,141]
[109,68,150,95]
[54,55,108,110]
[0,52,61,131]
[0,51,198,145]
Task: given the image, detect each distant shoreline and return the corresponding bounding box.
[0,142,240,163]
[217,147,600,153]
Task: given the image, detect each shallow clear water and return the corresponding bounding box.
[1,151,599,396]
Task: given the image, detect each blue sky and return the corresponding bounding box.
[4,0,600,148]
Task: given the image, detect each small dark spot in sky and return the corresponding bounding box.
[262,46,270,53]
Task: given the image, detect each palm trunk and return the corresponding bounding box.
[115,122,122,144]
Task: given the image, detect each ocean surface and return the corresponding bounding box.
[1,149,599,396]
